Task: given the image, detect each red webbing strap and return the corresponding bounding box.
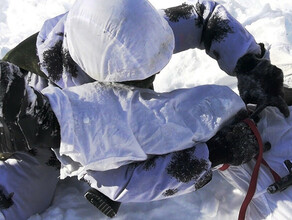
[219,164,230,171]
[238,118,264,220]
[219,118,281,220]
[261,158,281,182]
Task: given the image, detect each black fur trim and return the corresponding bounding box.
[62,49,78,78]
[164,3,195,23]
[142,156,158,171]
[194,2,206,28]
[202,9,234,52]
[163,188,179,197]
[166,147,209,183]
[46,150,61,170]
[42,40,63,82]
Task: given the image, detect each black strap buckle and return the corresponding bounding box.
[267,160,292,194]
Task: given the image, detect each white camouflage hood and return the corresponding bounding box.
[65,0,175,82]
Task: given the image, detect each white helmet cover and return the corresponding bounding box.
[65,0,174,82]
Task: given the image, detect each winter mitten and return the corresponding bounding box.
[284,86,292,106]
[0,61,60,159]
[207,110,270,167]
[0,190,13,210]
[235,53,289,118]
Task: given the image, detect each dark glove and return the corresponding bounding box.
[207,110,270,167]
[0,190,13,210]
[235,53,290,118]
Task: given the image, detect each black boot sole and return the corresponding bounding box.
[84,188,121,218]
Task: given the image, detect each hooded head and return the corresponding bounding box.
[65,0,174,82]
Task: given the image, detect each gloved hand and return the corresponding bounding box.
[0,190,13,210]
[235,53,290,118]
[207,110,270,167]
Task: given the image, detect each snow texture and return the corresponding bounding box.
[0,0,292,219]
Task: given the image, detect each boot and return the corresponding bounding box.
[84,188,121,218]
[0,61,60,160]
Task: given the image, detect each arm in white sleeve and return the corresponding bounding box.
[42,82,245,202]
[0,149,59,220]
[43,83,245,176]
[83,143,212,202]
[160,1,262,75]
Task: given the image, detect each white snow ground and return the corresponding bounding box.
[0,0,292,219]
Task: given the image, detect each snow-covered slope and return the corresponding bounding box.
[0,0,292,219]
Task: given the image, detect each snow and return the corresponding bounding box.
[0,0,291,219]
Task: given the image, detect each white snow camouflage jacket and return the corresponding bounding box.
[1,1,288,220]
[32,0,262,202]
[34,0,261,88]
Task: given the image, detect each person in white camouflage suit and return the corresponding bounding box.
[0,0,290,219]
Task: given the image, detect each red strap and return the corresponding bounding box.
[237,119,264,220]
[219,164,230,171]
[219,118,281,220]
[261,158,281,182]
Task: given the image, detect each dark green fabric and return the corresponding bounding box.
[2,32,47,79]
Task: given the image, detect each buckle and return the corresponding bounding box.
[267,160,292,194]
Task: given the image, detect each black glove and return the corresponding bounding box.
[235,53,290,118]
[0,190,13,210]
[207,110,270,167]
